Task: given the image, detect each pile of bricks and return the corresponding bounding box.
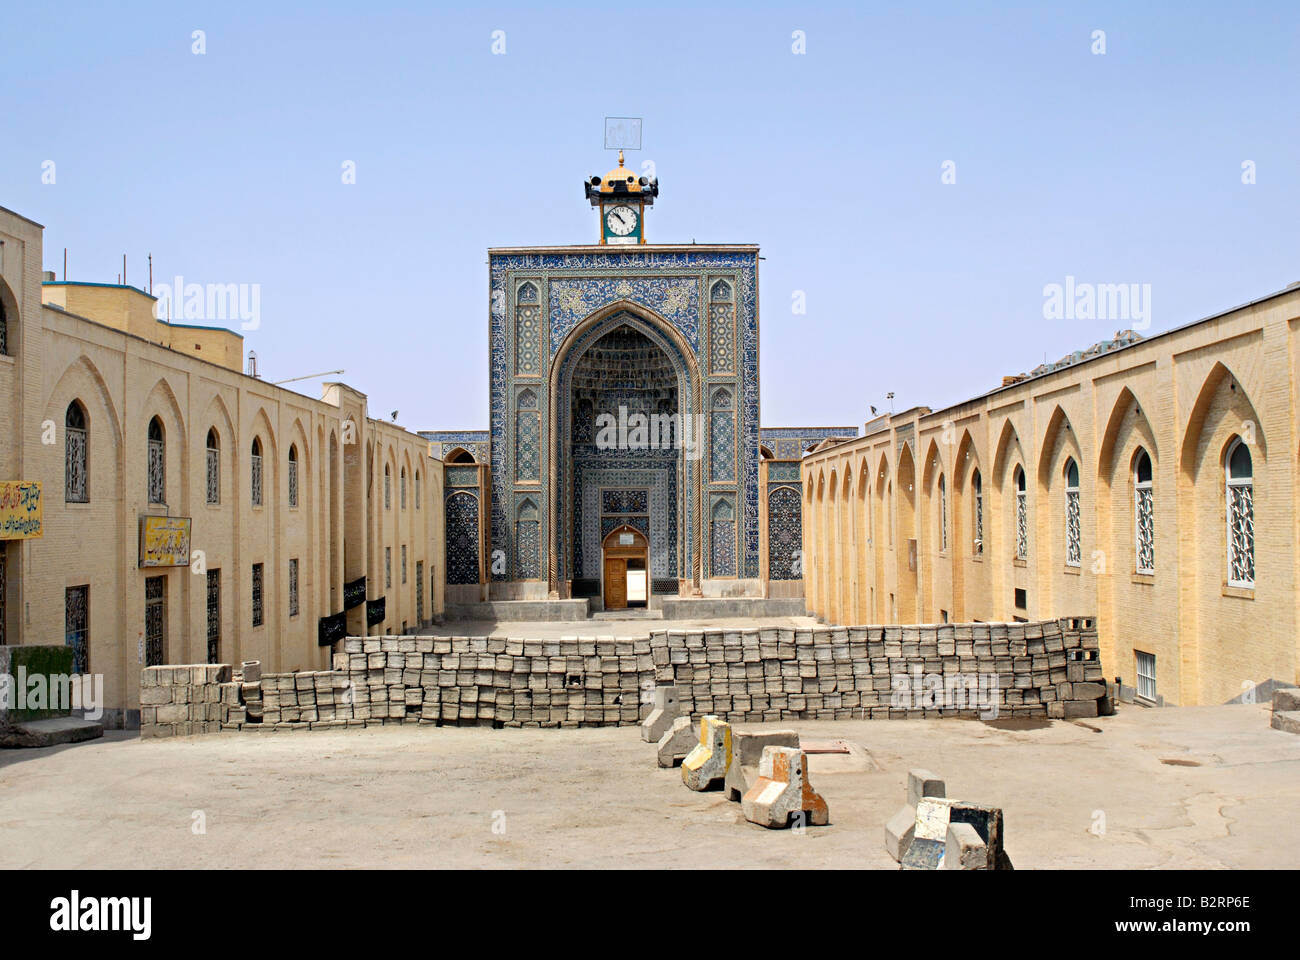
[648,616,1110,722]
[139,665,232,738]
[257,671,353,727]
[329,635,654,727]
[192,635,655,733]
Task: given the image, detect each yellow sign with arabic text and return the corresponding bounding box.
[0,481,43,540]
[139,515,192,567]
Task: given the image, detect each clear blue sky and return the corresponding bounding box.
[3,1,1297,432]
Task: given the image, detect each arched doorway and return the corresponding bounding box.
[548,306,701,600]
[602,524,649,610]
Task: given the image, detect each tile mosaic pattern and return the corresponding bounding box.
[445,465,479,488]
[602,488,648,514]
[515,498,540,580]
[550,276,700,355]
[576,462,676,579]
[710,498,736,578]
[710,387,736,483]
[760,426,859,460]
[445,491,480,585]
[767,461,802,483]
[767,484,803,580]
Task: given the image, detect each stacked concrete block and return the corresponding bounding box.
[648,617,1108,723]
[330,634,654,730]
[139,665,231,738]
[1271,686,1300,734]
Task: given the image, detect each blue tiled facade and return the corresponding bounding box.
[488,247,761,590]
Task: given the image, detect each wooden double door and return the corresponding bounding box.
[602,525,649,610]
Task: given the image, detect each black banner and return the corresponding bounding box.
[366,596,386,626]
[317,611,346,646]
[343,576,366,609]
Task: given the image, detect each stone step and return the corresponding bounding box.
[590,609,662,620]
[0,716,105,749]
[1271,711,1300,736]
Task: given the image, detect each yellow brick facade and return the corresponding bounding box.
[0,205,445,725]
[800,285,1300,706]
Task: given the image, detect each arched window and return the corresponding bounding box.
[937,475,948,553]
[1064,458,1081,567]
[205,428,220,504]
[250,437,263,507]
[0,297,8,356]
[1014,466,1027,560]
[972,469,983,555]
[400,467,407,510]
[288,444,299,508]
[1226,438,1254,587]
[65,402,88,503]
[147,417,166,504]
[1134,449,1153,574]
[384,464,391,510]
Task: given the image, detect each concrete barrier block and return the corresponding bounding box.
[725,728,799,801]
[640,685,680,743]
[941,822,989,870]
[741,746,828,829]
[1273,687,1300,713]
[657,716,697,768]
[682,715,732,790]
[884,804,916,861]
[1272,711,1300,735]
[906,768,946,806]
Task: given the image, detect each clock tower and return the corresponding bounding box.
[584,150,659,244]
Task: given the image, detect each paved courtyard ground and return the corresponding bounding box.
[3,698,1297,869]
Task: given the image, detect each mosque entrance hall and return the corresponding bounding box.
[422,152,849,622]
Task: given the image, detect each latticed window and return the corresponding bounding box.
[385,547,392,588]
[288,445,299,508]
[1136,650,1157,701]
[972,470,984,555]
[1015,467,1027,560]
[65,585,89,674]
[401,545,407,584]
[250,438,263,507]
[206,569,220,663]
[1134,449,1154,574]
[147,417,166,504]
[206,429,220,504]
[400,468,406,510]
[0,298,7,355]
[145,576,166,666]
[1226,438,1254,587]
[415,472,421,509]
[1064,458,1081,567]
[938,475,947,553]
[65,402,88,503]
[251,563,264,626]
[416,561,425,623]
[288,558,299,617]
[384,465,391,510]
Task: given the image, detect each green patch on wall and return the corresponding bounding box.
[3,645,76,721]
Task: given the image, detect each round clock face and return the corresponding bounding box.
[605,205,638,236]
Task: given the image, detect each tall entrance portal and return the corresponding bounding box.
[560,317,690,604]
